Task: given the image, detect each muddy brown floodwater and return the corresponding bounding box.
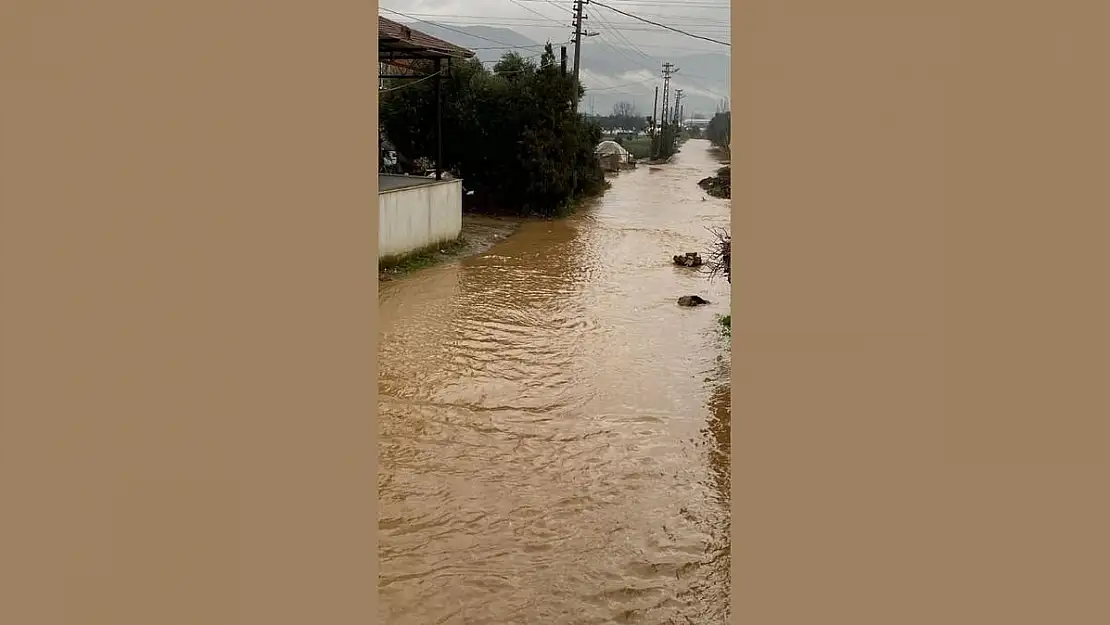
[379,139,732,624]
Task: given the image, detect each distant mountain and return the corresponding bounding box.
[398,22,730,119]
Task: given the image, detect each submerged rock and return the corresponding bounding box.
[677,295,710,307]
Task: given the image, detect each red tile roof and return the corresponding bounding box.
[378,16,475,59]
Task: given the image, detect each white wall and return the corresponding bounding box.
[378,178,463,259]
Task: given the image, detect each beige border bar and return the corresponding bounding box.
[733,1,1108,623]
[1,1,380,623]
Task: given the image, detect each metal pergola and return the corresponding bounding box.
[379,17,475,180]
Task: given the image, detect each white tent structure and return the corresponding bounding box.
[594,140,633,171]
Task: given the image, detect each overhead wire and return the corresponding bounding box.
[381,7,577,54]
[588,1,730,46]
[384,13,731,34]
[380,3,729,100]
[582,25,658,92]
[577,10,651,91]
[587,76,658,92]
[589,7,652,60]
[506,0,567,26]
[380,7,518,48]
[517,0,728,8]
[536,0,574,15]
[379,69,443,93]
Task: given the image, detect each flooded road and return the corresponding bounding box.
[378,139,731,624]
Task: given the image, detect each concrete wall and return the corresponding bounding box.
[378,177,463,259]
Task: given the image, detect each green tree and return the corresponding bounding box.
[380,44,605,217]
[706,111,730,150]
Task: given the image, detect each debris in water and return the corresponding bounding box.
[677,295,710,307]
[672,252,704,268]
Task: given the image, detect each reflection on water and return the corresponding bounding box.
[379,140,731,624]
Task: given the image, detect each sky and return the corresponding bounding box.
[381,0,731,116]
[380,0,731,56]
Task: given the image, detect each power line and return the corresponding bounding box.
[583,30,664,96]
[382,57,562,92]
[379,70,443,93]
[585,75,658,91]
[535,0,574,15]
[591,25,649,70]
[506,0,565,26]
[669,71,730,101]
[518,0,728,7]
[425,22,731,37]
[625,41,726,53]
[589,1,731,46]
[470,43,550,50]
[383,6,729,98]
[480,51,544,64]
[380,7,517,48]
[590,8,652,59]
[398,17,731,32]
[389,13,730,33]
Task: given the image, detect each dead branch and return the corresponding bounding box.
[702,225,731,283]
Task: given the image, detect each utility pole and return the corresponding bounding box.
[571,0,589,112]
[650,85,660,158]
[660,65,669,131]
[671,88,685,152]
[660,62,677,153]
[670,89,679,152]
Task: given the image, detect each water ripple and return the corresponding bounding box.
[379,140,731,625]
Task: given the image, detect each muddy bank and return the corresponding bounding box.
[698,165,731,199]
[378,214,523,283]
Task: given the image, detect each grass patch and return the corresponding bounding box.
[379,236,468,275]
[622,136,653,160]
[614,136,686,161]
[718,314,731,336]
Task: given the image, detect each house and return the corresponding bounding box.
[378,16,475,260]
[378,16,472,87]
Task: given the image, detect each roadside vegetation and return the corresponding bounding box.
[380,44,606,218]
[718,314,731,335]
[619,136,653,160]
[696,110,732,199]
[585,101,648,134]
[706,225,731,338]
[698,166,731,199]
[613,131,681,162]
[705,111,730,151]
[586,100,686,163]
